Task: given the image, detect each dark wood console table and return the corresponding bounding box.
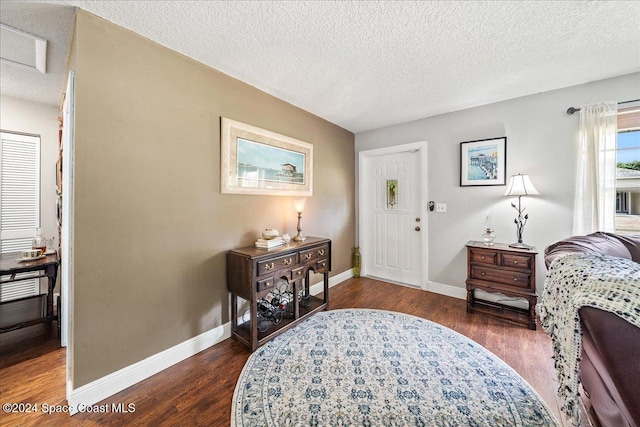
[227,237,331,351]
[0,252,60,336]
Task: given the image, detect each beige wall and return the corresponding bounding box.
[71,10,354,387]
[0,96,60,293]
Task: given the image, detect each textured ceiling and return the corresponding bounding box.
[0,2,75,109]
[1,1,639,133]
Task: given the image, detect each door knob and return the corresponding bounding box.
[415,226,421,231]
[415,217,421,222]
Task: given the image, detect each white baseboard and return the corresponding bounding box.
[309,268,353,296]
[67,322,231,415]
[427,281,466,300]
[67,269,353,415]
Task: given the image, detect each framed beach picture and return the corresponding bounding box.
[460,137,507,187]
[220,117,313,196]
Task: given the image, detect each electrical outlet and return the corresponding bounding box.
[436,203,447,213]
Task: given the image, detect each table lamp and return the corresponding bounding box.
[503,174,539,249]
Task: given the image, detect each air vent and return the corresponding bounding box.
[0,23,47,73]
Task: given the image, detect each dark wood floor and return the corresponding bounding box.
[1,278,592,426]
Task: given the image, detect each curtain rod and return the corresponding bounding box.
[566,99,640,115]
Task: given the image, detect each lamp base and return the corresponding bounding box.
[293,235,306,242]
[509,242,534,250]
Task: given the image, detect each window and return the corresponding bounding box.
[0,131,40,301]
[615,106,640,233]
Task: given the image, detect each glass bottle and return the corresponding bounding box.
[32,227,46,252]
[352,246,361,277]
[482,212,495,246]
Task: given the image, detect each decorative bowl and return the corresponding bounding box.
[261,228,279,240]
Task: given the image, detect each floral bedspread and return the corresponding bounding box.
[539,252,640,426]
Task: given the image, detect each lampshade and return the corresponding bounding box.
[293,198,306,213]
[503,174,539,197]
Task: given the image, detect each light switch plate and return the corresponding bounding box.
[436,203,446,213]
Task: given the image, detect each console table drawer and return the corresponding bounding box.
[257,277,276,292]
[291,267,305,280]
[316,259,329,273]
[257,254,298,276]
[300,244,329,264]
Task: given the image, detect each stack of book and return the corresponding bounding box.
[255,237,284,249]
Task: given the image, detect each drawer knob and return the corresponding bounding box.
[319,262,325,267]
[265,281,273,287]
[318,249,325,256]
[513,260,518,264]
[513,277,518,282]
[284,258,292,265]
[481,256,486,260]
[481,272,486,276]
[265,262,275,270]
[304,253,312,260]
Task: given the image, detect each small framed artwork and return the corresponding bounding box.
[220,117,313,196]
[460,137,507,187]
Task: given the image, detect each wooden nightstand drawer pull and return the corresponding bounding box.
[284,258,292,265]
[264,262,275,270]
[513,277,518,282]
[513,260,518,264]
[304,253,312,260]
[318,249,325,256]
[481,272,486,276]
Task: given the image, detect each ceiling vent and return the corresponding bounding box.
[0,23,47,74]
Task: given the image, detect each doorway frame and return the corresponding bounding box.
[358,141,428,290]
[61,70,75,399]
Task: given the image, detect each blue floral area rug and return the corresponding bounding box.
[232,309,559,426]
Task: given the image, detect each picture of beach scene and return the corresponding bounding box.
[236,137,305,185]
[460,137,506,186]
[466,144,499,181]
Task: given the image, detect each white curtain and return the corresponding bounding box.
[573,101,618,235]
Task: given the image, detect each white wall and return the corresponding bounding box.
[0,95,60,290]
[356,72,640,294]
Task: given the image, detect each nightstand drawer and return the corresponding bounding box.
[501,253,532,270]
[471,265,531,289]
[257,254,297,276]
[469,248,498,265]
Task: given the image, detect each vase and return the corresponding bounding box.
[352,246,361,277]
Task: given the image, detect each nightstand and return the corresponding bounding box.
[465,241,538,330]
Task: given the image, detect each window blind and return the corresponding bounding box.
[0,132,40,302]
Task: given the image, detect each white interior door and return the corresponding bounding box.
[360,147,424,287]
